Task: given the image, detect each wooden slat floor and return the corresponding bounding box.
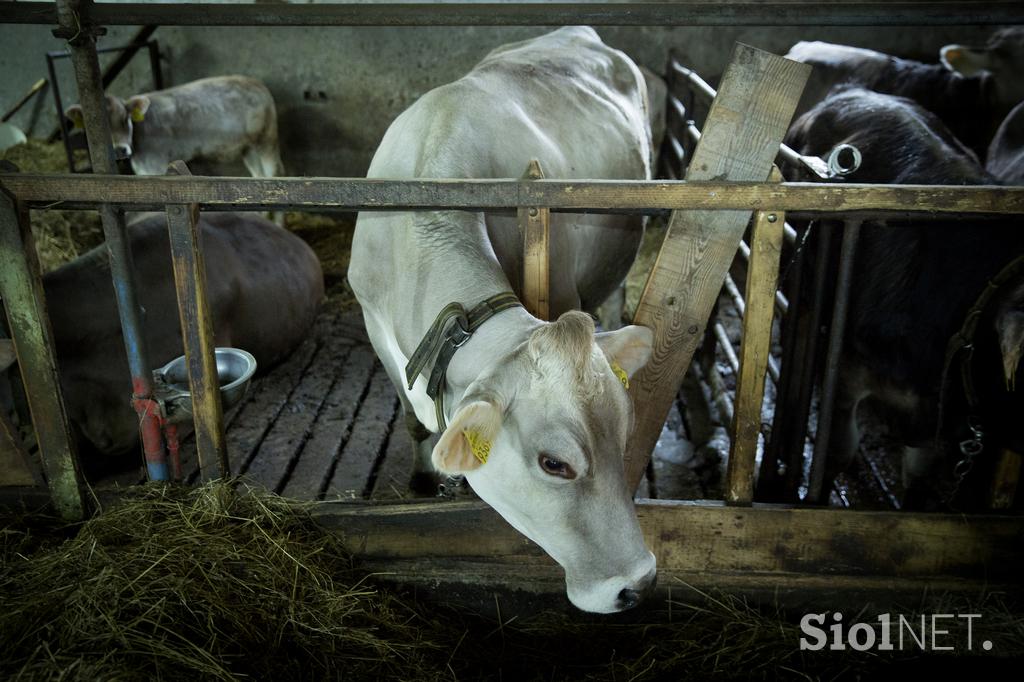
[87,304,899,507]
[95,307,705,502]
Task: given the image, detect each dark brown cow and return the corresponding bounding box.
[786,87,1024,509]
[785,41,1004,160]
[44,212,323,456]
[987,100,1024,185]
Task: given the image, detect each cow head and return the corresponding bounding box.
[941,28,1024,108]
[66,93,150,161]
[432,311,657,613]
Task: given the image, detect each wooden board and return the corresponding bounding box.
[518,159,550,320]
[242,336,355,492]
[625,44,810,490]
[4,2,1019,27]
[5,174,1023,217]
[368,411,417,501]
[0,193,85,519]
[726,171,785,504]
[279,344,377,499]
[165,177,227,481]
[313,499,1024,597]
[322,363,400,500]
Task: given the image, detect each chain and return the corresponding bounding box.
[436,474,466,499]
[948,415,984,505]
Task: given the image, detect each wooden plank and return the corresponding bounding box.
[0,192,85,519]
[242,338,355,493]
[279,344,377,500]
[4,174,1023,217]
[181,335,320,480]
[625,44,810,490]
[726,169,785,505]
[518,160,550,320]
[990,448,1021,509]
[322,363,400,500]
[165,162,227,481]
[0,405,37,487]
[3,2,1018,27]
[313,499,1024,587]
[369,411,420,501]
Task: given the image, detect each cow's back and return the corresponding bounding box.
[357,27,650,316]
[45,212,323,454]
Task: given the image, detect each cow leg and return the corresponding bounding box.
[404,405,442,495]
[901,445,940,510]
[595,283,626,330]
[243,146,285,225]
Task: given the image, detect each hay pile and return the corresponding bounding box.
[1,139,103,273]
[0,484,444,681]
[2,483,1019,680]
[284,211,358,311]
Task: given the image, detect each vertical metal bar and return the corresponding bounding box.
[807,220,862,503]
[147,39,164,90]
[518,159,550,321]
[165,161,229,480]
[727,177,785,505]
[55,0,168,480]
[0,189,87,519]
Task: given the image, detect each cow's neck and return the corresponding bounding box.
[396,210,539,422]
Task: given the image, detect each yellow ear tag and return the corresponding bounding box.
[610,361,630,390]
[131,109,146,123]
[464,430,491,464]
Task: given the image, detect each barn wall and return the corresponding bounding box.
[0,8,1004,177]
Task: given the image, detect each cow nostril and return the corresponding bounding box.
[617,588,641,611]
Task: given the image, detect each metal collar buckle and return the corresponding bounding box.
[446,315,472,348]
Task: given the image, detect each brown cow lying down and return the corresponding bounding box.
[66,75,283,177]
[43,212,323,456]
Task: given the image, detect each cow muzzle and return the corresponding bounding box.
[113,144,132,161]
[565,551,658,614]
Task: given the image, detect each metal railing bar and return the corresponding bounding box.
[4,175,1022,216]
[4,2,1019,27]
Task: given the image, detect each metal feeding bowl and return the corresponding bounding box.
[154,347,257,421]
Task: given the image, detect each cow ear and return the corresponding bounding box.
[595,325,654,381]
[432,400,503,474]
[126,95,150,122]
[997,308,1024,391]
[940,44,989,76]
[65,105,84,129]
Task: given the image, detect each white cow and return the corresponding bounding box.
[66,75,282,177]
[349,27,657,613]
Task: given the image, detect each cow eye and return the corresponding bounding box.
[539,454,576,479]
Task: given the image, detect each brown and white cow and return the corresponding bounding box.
[66,76,283,177]
[349,27,656,613]
[44,212,322,456]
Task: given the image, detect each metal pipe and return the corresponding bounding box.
[9,2,1019,27]
[55,0,168,480]
[713,322,740,376]
[807,221,862,503]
